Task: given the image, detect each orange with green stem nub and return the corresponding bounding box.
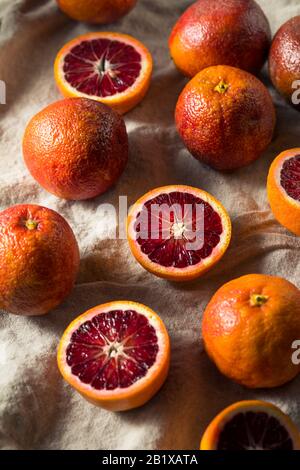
[202,274,300,388]
[0,204,79,316]
[175,65,276,171]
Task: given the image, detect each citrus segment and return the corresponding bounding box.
[127,185,231,281]
[54,32,153,114]
[267,148,300,236]
[200,401,300,450]
[57,301,170,411]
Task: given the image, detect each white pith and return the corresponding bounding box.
[172,221,186,238]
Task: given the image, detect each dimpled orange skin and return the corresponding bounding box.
[57,0,137,24]
[0,204,80,316]
[267,148,300,236]
[269,16,300,110]
[169,0,271,78]
[23,98,128,200]
[175,65,276,171]
[202,274,300,388]
[200,400,300,450]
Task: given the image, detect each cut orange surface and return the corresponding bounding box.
[54,32,153,114]
[267,148,300,236]
[127,185,231,281]
[57,301,170,411]
[200,400,300,450]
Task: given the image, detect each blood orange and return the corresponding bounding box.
[23,98,128,200]
[54,32,153,114]
[200,400,300,450]
[269,16,300,110]
[127,185,231,281]
[267,148,300,236]
[175,65,276,170]
[169,0,271,78]
[56,0,137,25]
[57,301,170,411]
[0,204,79,316]
[202,274,300,388]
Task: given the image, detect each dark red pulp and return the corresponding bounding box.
[63,38,142,97]
[66,310,158,390]
[217,411,294,450]
[280,155,300,201]
[135,192,223,268]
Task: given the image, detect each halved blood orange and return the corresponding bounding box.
[127,185,231,281]
[57,301,170,411]
[267,148,300,236]
[200,400,300,450]
[54,32,153,114]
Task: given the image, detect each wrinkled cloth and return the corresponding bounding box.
[0,0,300,450]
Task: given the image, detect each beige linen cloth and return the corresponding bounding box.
[0,0,300,450]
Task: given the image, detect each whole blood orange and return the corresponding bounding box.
[200,400,300,450]
[269,16,300,110]
[127,185,231,281]
[175,65,276,171]
[169,0,271,78]
[54,32,152,114]
[23,98,128,200]
[267,148,300,236]
[57,301,170,411]
[202,274,300,388]
[57,0,137,24]
[0,204,79,316]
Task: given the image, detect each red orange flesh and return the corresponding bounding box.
[127,185,231,281]
[54,32,153,114]
[200,400,300,450]
[57,301,170,411]
[267,148,300,236]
